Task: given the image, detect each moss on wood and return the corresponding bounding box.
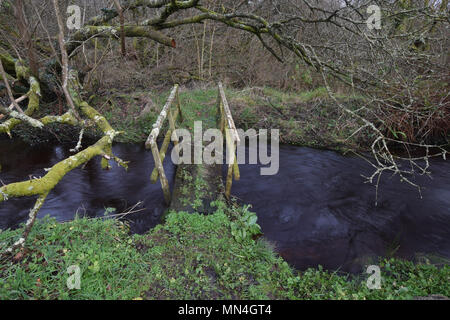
[0,136,111,202]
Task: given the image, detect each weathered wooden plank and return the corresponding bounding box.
[150,108,179,183]
[218,82,240,144]
[145,84,178,148]
[224,127,235,199]
[233,142,240,181]
[168,109,179,146]
[225,162,233,199]
[150,139,171,204]
[146,84,180,204]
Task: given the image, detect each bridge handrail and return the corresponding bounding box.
[145,84,182,204]
[217,82,240,199]
[218,82,240,144]
[147,82,240,204]
[145,84,179,147]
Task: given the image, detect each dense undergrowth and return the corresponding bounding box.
[0,202,448,300]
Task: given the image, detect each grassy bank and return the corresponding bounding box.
[1,202,448,300]
[10,85,369,153]
[94,85,369,152]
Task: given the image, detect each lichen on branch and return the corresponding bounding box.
[0,53,43,135]
[0,135,112,202]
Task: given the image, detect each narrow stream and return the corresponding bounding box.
[230,145,450,273]
[0,140,175,234]
[1,139,449,273]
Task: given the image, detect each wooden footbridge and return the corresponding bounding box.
[145,83,240,213]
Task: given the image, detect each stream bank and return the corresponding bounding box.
[1,139,449,274]
[1,208,449,300]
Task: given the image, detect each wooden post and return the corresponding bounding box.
[145,84,179,205]
[168,109,179,146]
[225,122,233,199]
[176,89,183,123]
[150,129,171,183]
[233,141,240,181]
[224,126,241,196]
[224,128,235,199]
[218,82,240,198]
[225,162,233,199]
[150,140,171,204]
[150,108,179,183]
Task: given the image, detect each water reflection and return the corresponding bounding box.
[0,139,175,234]
[230,145,450,272]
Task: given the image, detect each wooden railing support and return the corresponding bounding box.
[147,82,239,204]
[145,84,181,205]
[217,82,240,199]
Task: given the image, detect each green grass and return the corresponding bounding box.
[0,216,147,299]
[90,87,222,143]
[178,168,209,210]
[175,88,219,131]
[1,202,448,300]
[10,85,370,152]
[230,86,369,151]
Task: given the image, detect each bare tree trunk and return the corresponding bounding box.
[0,60,23,113]
[14,0,39,78]
[52,0,81,120]
[113,0,126,57]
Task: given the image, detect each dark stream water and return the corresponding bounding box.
[1,139,449,273]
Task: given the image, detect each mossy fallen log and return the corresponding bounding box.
[0,135,113,202]
[0,53,16,77]
[0,74,42,135]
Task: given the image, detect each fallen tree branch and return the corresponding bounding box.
[3,193,48,255]
[0,82,126,254]
[0,104,43,129]
[0,54,43,135]
[67,25,175,56]
[0,134,115,202]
